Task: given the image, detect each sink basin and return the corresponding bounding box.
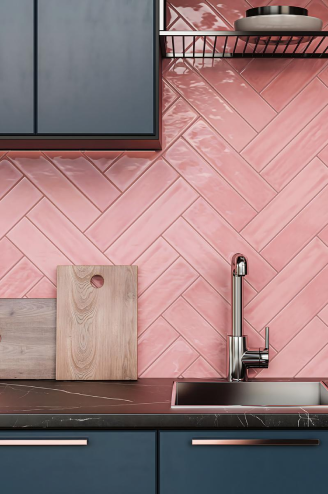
[171,381,328,408]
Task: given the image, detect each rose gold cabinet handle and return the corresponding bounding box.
[192,439,319,446]
[0,439,88,446]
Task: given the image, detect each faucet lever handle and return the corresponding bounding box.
[265,326,269,350]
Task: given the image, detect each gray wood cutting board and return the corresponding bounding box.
[56,265,137,381]
[0,298,56,379]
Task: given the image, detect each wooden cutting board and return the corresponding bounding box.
[56,265,137,381]
[0,299,56,379]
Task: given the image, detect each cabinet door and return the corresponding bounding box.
[0,430,156,494]
[37,0,156,135]
[0,0,34,134]
[160,430,328,494]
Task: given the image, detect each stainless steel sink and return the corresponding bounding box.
[171,381,328,408]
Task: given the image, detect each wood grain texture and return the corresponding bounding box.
[0,299,56,379]
[56,265,137,380]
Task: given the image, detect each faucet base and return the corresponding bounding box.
[227,336,247,382]
[227,334,270,382]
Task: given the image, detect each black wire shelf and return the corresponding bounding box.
[159,31,328,59]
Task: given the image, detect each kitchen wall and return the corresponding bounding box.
[1,0,328,378]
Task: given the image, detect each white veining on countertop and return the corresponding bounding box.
[0,383,133,402]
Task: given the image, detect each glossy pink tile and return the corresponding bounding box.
[183,278,230,339]
[164,217,232,302]
[164,217,257,304]
[27,199,110,265]
[182,357,221,378]
[261,265,328,352]
[190,58,276,131]
[26,277,57,298]
[165,139,256,230]
[297,344,328,378]
[319,304,328,325]
[135,238,179,295]
[169,0,230,30]
[245,238,328,331]
[167,4,178,27]
[138,317,179,375]
[261,108,328,191]
[184,198,276,291]
[241,158,328,251]
[141,337,198,378]
[242,79,328,172]
[208,0,250,26]
[308,0,328,27]
[318,64,328,86]
[164,60,256,151]
[262,186,328,270]
[105,152,158,192]
[318,142,328,165]
[0,160,22,199]
[45,151,120,211]
[163,80,179,112]
[84,151,122,172]
[319,224,328,246]
[0,258,42,298]
[248,0,271,6]
[240,59,291,93]
[87,159,178,252]
[7,218,71,284]
[164,297,226,374]
[261,59,327,111]
[258,317,328,378]
[105,98,197,191]
[184,120,276,211]
[160,97,198,149]
[105,179,198,264]
[162,57,175,74]
[0,238,23,279]
[8,151,99,231]
[0,178,42,239]
[138,258,198,335]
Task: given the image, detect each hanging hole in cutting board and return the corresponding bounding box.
[90,275,104,288]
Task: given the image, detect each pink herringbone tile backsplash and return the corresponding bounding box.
[1,0,328,378]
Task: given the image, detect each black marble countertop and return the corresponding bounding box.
[0,379,328,430]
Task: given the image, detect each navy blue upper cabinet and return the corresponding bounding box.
[0,431,156,494]
[160,430,328,494]
[0,0,34,134]
[0,0,160,150]
[38,0,156,136]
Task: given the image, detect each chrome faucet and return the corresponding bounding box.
[227,253,269,381]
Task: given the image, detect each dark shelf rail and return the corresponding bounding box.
[159,30,328,58]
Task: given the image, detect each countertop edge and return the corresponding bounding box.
[1,413,328,430]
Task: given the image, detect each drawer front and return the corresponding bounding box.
[0,430,156,494]
[160,430,328,494]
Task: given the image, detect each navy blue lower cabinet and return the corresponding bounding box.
[159,430,328,494]
[0,431,156,494]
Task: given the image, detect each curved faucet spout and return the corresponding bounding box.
[231,253,247,277]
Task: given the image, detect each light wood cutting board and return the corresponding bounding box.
[56,265,137,381]
[0,299,56,379]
